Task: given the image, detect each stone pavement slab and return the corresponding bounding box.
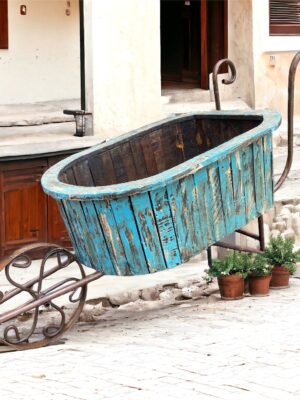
[1,272,300,400]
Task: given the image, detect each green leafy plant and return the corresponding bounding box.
[207,251,251,280]
[264,235,300,274]
[248,254,272,277]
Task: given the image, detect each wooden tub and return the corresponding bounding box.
[42,111,281,275]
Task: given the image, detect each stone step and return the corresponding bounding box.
[161,88,211,104]
[0,99,80,127]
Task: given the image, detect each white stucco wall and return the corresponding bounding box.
[84,0,162,139]
[0,0,80,104]
[228,0,255,107]
[252,0,300,118]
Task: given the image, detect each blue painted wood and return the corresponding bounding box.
[193,169,212,247]
[253,138,266,214]
[63,201,97,268]
[231,151,246,230]
[150,188,182,268]
[58,201,87,265]
[183,174,205,253]
[208,163,226,241]
[131,192,166,273]
[80,202,115,274]
[93,200,130,275]
[167,179,194,261]
[264,133,273,210]
[110,197,149,275]
[41,110,281,275]
[241,145,257,222]
[218,156,235,235]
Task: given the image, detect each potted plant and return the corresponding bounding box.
[207,252,249,300]
[264,235,300,289]
[248,254,273,296]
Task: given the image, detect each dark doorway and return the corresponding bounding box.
[160,0,227,90]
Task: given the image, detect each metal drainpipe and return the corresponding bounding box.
[79,0,86,111]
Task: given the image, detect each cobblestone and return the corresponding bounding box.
[1,274,300,399]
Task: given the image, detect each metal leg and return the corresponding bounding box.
[207,247,212,268]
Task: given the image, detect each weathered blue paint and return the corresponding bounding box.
[110,197,149,275]
[253,138,265,214]
[150,188,182,268]
[264,133,273,210]
[230,151,247,230]
[193,169,211,248]
[93,200,130,275]
[41,110,281,274]
[208,163,226,241]
[241,145,257,222]
[167,179,194,262]
[131,192,166,273]
[218,156,235,234]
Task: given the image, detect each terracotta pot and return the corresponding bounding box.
[270,265,290,289]
[217,275,244,300]
[249,275,271,296]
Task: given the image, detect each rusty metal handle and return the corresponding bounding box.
[212,59,237,111]
[274,51,300,192]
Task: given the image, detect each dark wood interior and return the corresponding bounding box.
[61,116,263,187]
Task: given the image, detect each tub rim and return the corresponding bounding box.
[41,110,281,201]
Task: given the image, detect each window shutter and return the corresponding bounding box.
[270,0,300,35]
[0,0,8,49]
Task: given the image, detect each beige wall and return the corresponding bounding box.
[228,0,255,107]
[84,0,162,139]
[252,0,300,118]
[0,0,80,104]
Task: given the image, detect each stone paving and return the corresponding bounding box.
[1,266,300,400]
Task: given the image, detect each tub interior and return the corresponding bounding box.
[60,115,263,187]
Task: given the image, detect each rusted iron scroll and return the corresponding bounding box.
[0,243,102,351]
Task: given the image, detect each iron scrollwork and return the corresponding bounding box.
[0,243,102,351]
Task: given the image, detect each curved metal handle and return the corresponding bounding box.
[212,58,237,111]
[274,51,300,192]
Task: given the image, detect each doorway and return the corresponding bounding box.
[160,0,227,90]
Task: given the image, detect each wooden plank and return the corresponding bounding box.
[111,197,149,275]
[93,199,130,276]
[166,179,194,261]
[150,188,182,268]
[140,135,158,177]
[231,151,246,230]
[193,168,213,248]
[131,192,166,273]
[182,175,205,253]
[253,138,266,214]
[119,142,138,181]
[80,201,115,274]
[264,133,273,210]
[241,145,257,222]
[91,151,117,186]
[72,160,95,186]
[110,146,129,183]
[68,201,110,271]
[218,155,235,235]
[62,200,93,268]
[64,168,77,185]
[180,119,201,161]
[130,139,148,179]
[208,163,226,241]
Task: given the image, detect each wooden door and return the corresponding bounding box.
[0,160,48,256]
[47,155,72,248]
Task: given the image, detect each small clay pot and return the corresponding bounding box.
[217,274,244,300]
[270,265,290,289]
[249,274,271,296]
